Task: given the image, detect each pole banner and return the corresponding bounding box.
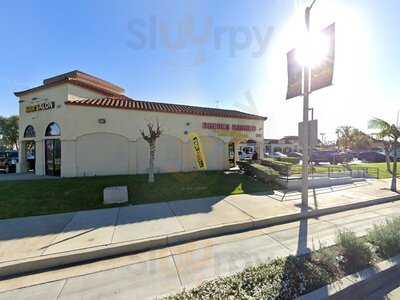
[189,132,207,170]
[286,48,303,99]
[311,23,335,92]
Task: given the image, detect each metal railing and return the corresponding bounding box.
[281,165,380,182]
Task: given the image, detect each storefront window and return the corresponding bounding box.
[45,122,61,136]
[24,125,36,138]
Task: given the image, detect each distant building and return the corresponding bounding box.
[264,136,300,154]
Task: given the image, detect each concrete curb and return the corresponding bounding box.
[1,194,400,279]
[298,255,400,300]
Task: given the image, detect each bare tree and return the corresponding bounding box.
[140,120,162,183]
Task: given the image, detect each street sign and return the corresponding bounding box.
[286,22,335,99]
[286,49,302,99]
[299,119,318,148]
[311,23,335,92]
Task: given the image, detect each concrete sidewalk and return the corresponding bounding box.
[0,179,399,278]
[2,198,400,299]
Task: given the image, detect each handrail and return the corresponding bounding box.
[281,164,380,182]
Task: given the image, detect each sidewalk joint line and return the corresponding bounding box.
[40,213,75,256]
[223,197,255,219]
[166,201,186,232]
[56,279,68,300]
[264,233,291,252]
[110,207,122,244]
[171,254,184,289]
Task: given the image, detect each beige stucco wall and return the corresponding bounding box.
[18,82,265,177]
[76,133,130,176]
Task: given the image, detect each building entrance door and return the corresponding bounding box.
[45,139,61,176]
[228,142,235,168]
[25,141,36,173]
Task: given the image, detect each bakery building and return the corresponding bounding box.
[15,70,266,177]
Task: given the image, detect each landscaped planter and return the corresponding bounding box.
[298,254,400,300]
[237,160,279,184]
[166,218,400,300]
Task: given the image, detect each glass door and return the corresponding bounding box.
[228,142,235,168]
[45,139,61,176]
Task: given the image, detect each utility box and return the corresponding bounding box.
[103,186,129,204]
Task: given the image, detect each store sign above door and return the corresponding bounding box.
[26,101,55,113]
[202,122,256,132]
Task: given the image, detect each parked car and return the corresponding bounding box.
[345,151,358,161]
[270,152,287,158]
[310,150,349,165]
[287,152,303,159]
[358,151,386,163]
[0,151,18,173]
[390,149,400,161]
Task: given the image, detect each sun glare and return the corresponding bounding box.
[295,32,329,67]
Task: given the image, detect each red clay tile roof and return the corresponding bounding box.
[65,96,267,120]
[15,70,124,97]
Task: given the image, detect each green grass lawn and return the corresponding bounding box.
[0,171,270,219]
[351,162,400,179]
[291,162,400,179]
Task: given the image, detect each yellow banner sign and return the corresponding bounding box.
[189,132,207,170]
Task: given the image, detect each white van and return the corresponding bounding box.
[238,145,255,159]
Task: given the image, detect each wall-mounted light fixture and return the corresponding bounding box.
[98,118,106,124]
[31,97,48,102]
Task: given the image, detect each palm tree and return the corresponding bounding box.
[368,118,400,192]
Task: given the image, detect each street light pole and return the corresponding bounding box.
[301,6,311,206]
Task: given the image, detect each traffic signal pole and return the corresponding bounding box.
[301,7,311,207]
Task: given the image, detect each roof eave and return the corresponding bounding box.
[14,80,120,98]
[65,100,267,121]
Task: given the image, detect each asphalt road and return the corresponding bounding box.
[1,200,400,300]
[364,272,400,300]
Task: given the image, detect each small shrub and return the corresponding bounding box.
[336,230,372,273]
[367,217,400,259]
[260,158,292,176]
[165,256,334,300]
[277,156,300,165]
[237,160,279,184]
[310,245,342,279]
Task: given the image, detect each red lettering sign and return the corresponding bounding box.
[202,122,230,130]
[231,125,256,131]
[202,122,256,132]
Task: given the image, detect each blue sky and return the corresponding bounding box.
[1,0,399,139]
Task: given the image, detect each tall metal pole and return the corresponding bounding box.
[301,7,311,206]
